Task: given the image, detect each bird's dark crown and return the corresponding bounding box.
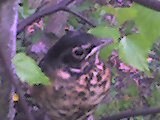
[47,31,96,56]
[41,31,111,69]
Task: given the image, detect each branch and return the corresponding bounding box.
[17,0,160,34]
[132,0,160,11]
[62,7,96,27]
[100,107,160,120]
[17,0,75,34]
[17,0,96,35]
[0,1,35,120]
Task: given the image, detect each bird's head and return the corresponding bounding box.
[41,31,113,69]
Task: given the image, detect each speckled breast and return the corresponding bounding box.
[38,61,111,120]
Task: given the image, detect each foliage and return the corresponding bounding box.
[88,26,119,58]
[12,0,160,120]
[88,4,160,72]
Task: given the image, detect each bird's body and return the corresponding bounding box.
[33,31,112,120]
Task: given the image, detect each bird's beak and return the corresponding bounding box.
[85,38,113,60]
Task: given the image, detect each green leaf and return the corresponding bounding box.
[119,36,149,71]
[100,43,117,59]
[88,26,120,59]
[103,4,160,72]
[99,6,137,24]
[133,4,160,48]
[13,53,51,85]
[113,4,160,49]
[116,7,137,24]
[88,26,120,40]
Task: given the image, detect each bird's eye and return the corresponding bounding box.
[72,47,85,59]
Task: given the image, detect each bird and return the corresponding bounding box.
[32,31,112,120]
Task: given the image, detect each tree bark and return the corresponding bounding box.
[0,0,19,120]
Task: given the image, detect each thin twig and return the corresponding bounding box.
[132,0,160,11]
[61,7,96,27]
[100,107,160,120]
